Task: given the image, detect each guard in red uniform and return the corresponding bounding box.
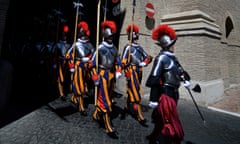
[146,24,191,144]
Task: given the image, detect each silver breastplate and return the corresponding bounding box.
[75,42,92,58]
[163,57,181,88]
[98,45,118,69]
[56,42,70,58]
[130,46,143,65]
[46,42,55,54]
[36,42,45,53]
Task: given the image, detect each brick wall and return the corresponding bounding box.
[1,0,239,103]
[119,0,240,86]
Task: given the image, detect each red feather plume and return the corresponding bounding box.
[78,21,90,36]
[63,25,69,33]
[101,20,117,33]
[152,24,176,40]
[126,24,139,34]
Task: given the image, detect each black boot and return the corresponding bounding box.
[107,131,119,139]
[120,107,129,120]
[139,119,148,127]
[60,95,67,101]
[112,90,123,98]
[80,110,88,116]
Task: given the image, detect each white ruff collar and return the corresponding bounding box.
[162,51,175,56]
[77,38,88,43]
[103,41,113,47]
[130,43,139,47]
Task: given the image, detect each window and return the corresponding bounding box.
[225,16,233,38]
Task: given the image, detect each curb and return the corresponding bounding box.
[207,106,240,118]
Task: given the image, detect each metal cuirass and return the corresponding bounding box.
[35,42,45,54]
[56,41,70,59]
[161,55,181,88]
[75,41,94,59]
[46,41,55,54]
[130,45,144,65]
[98,43,118,69]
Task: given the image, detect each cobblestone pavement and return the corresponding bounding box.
[0,92,240,144]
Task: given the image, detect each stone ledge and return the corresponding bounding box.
[162,9,215,22]
[179,79,224,106]
[161,9,222,39]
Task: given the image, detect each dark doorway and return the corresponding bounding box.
[0,0,124,128]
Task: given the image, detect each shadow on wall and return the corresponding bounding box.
[0,59,13,112]
[0,57,59,128]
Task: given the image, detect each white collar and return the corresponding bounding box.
[103,41,113,47]
[77,38,88,43]
[130,43,139,47]
[162,51,175,56]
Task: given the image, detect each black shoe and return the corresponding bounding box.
[112,91,123,98]
[107,131,119,139]
[80,111,88,116]
[146,135,152,141]
[146,135,159,144]
[112,99,117,105]
[83,94,89,98]
[60,95,67,101]
[139,119,148,127]
[120,108,128,120]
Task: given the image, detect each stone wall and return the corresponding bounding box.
[227,45,240,84]
[1,0,239,105]
[119,0,240,104]
[0,59,13,112]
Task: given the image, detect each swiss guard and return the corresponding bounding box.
[90,20,122,139]
[54,24,71,100]
[66,21,95,116]
[146,24,191,144]
[121,24,152,127]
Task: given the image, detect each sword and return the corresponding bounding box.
[185,83,206,124]
[181,74,205,124]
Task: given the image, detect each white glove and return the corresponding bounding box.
[81,57,90,62]
[40,60,44,64]
[139,62,147,67]
[148,101,158,108]
[69,68,75,73]
[53,64,57,69]
[183,80,191,89]
[94,80,99,86]
[115,72,122,79]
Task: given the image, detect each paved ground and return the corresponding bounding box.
[209,85,240,115]
[0,89,240,144]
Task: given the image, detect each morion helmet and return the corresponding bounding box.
[60,24,69,40]
[101,20,117,39]
[77,21,90,37]
[152,24,177,49]
[126,24,139,40]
